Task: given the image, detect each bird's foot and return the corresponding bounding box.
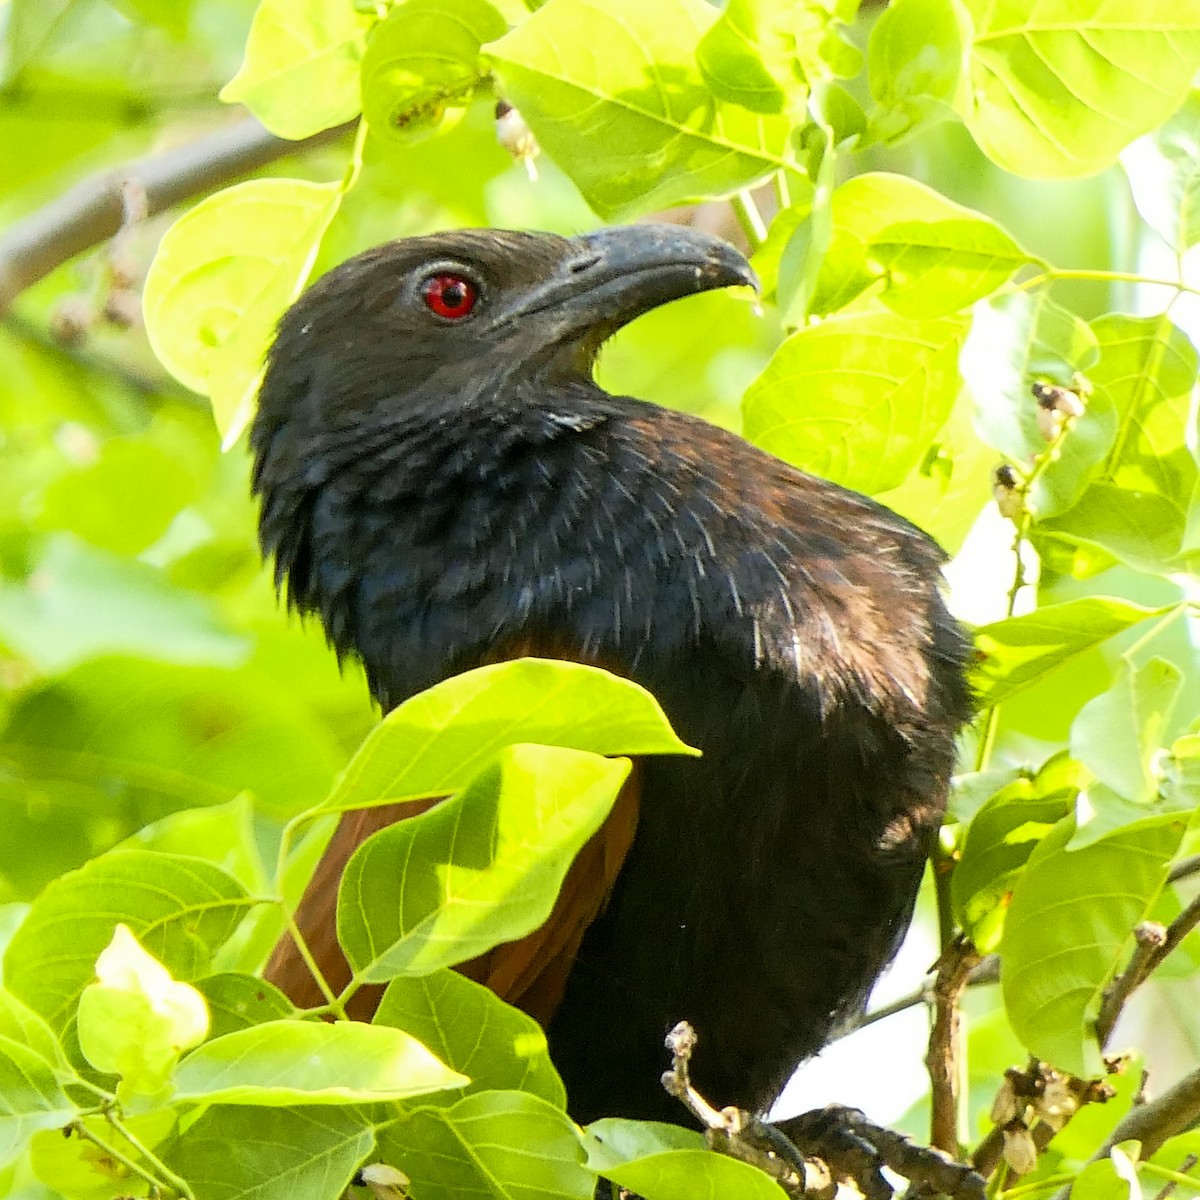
[773,1106,986,1200]
[660,1022,984,1199]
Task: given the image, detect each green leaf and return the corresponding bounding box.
[1122,91,1200,252]
[867,0,970,144]
[30,1109,176,1200]
[696,0,800,115]
[143,178,343,446]
[1072,1145,1144,1200]
[964,291,1109,519]
[585,1122,786,1199]
[362,0,508,142]
[4,851,249,1036]
[873,391,996,554]
[602,1149,789,1199]
[485,0,799,220]
[378,1089,593,1200]
[1001,811,1189,1076]
[0,537,246,675]
[961,0,1200,178]
[77,925,209,1097]
[339,744,630,982]
[807,173,1032,318]
[173,1019,465,1105]
[161,1105,373,1200]
[1038,313,1200,574]
[0,990,69,1074]
[321,658,695,815]
[220,0,371,139]
[952,755,1081,952]
[583,1119,704,1168]
[38,437,201,556]
[972,597,1173,708]
[374,969,565,1106]
[0,1035,79,1169]
[195,974,296,1040]
[742,310,968,494]
[1070,659,1183,803]
[3,656,345,821]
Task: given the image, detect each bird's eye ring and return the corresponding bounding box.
[420,273,479,320]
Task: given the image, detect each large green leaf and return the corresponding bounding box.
[972,597,1173,708]
[952,754,1081,952]
[742,310,968,494]
[1122,90,1200,252]
[485,0,799,219]
[4,851,250,1035]
[1037,313,1200,575]
[362,0,507,142]
[0,1035,79,1169]
[962,0,1200,178]
[867,0,970,143]
[143,178,343,446]
[1001,811,1188,1075]
[585,1119,788,1198]
[220,0,371,138]
[1070,658,1183,803]
[378,1090,593,1200]
[374,969,565,1106]
[195,974,296,1040]
[173,1020,466,1105]
[807,173,1032,318]
[320,658,694,815]
[161,1105,374,1200]
[338,744,629,983]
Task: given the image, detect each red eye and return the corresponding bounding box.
[421,273,479,320]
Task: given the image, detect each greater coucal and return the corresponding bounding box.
[252,224,971,1125]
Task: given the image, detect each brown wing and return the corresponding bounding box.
[264,769,641,1025]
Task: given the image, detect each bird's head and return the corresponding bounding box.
[253,224,755,442]
[251,225,755,611]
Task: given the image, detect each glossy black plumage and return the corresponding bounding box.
[251,225,971,1124]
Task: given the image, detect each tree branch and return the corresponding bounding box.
[927,936,981,1156]
[0,115,354,313]
[1047,1067,1200,1200]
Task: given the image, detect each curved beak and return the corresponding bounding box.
[488,224,758,354]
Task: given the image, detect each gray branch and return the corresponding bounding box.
[0,115,353,314]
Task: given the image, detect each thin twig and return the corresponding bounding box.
[0,115,354,313]
[927,936,981,1156]
[1169,854,1200,885]
[1096,892,1200,1050]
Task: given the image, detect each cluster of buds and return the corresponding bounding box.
[495,99,540,181]
[989,1062,1118,1176]
[1033,378,1089,444]
[49,182,146,346]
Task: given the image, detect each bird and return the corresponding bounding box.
[250,223,972,1126]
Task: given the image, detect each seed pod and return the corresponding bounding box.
[1002,1122,1038,1175]
[495,99,540,181]
[992,464,1024,520]
[990,1075,1022,1125]
[1036,403,1064,443]
[359,1163,410,1199]
[103,288,141,330]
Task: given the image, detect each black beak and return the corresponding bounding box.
[489,224,758,347]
